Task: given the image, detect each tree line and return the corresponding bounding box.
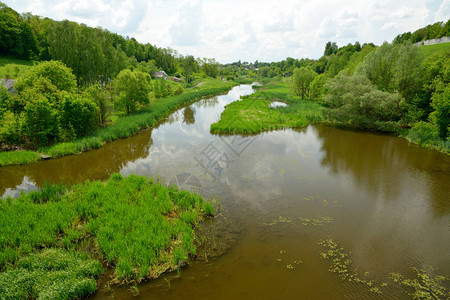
[0,2,220,86]
[0,2,223,149]
[290,39,448,149]
[393,20,450,44]
[222,19,448,149]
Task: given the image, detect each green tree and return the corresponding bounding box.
[292,66,317,99]
[356,42,423,99]
[310,74,327,99]
[15,60,76,94]
[0,3,38,59]
[47,20,127,85]
[430,83,450,140]
[201,58,219,78]
[22,95,59,147]
[259,66,270,77]
[324,41,338,56]
[85,84,109,125]
[181,55,197,84]
[114,69,150,114]
[323,73,402,131]
[59,94,97,138]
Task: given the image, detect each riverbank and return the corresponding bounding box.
[211,80,449,154]
[0,79,237,166]
[210,80,324,134]
[0,173,215,298]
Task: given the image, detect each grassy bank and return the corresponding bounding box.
[211,80,324,134]
[0,150,42,166]
[405,121,450,153]
[0,79,236,166]
[0,57,35,79]
[418,41,450,57]
[0,173,214,298]
[233,77,255,84]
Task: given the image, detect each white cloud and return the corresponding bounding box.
[3,0,448,63]
[264,13,295,33]
[169,0,203,47]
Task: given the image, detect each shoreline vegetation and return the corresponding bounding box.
[212,74,449,154]
[0,79,237,166]
[0,173,215,299]
[211,41,449,154]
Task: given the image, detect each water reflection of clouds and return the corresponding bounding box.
[2,176,39,199]
[219,127,328,210]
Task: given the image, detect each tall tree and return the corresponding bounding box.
[114,69,150,114]
[181,55,197,84]
[292,66,317,99]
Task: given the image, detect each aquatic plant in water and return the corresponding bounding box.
[389,266,449,299]
[298,216,334,226]
[263,216,294,226]
[319,239,387,294]
[276,250,303,270]
[264,215,334,226]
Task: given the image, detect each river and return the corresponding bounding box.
[1,84,449,299]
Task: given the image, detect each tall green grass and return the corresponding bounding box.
[0,249,102,299]
[0,173,214,293]
[233,77,254,84]
[211,81,324,134]
[0,150,42,166]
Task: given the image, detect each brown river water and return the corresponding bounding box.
[1,84,449,299]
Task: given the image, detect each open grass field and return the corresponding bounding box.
[419,42,450,57]
[0,173,214,298]
[210,80,324,134]
[0,57,35,79]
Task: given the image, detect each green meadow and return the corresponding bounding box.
[0,57,35,79]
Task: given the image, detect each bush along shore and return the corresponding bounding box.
[210,80,324,135]
[0,173,215,299]
[0,80,237,167]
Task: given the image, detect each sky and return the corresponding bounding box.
[4,0,450,63]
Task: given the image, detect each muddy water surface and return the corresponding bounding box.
[1,85,449,299]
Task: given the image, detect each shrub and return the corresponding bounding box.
[173,85,184,95]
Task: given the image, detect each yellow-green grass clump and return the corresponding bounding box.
[0,249,102,299]
[0,150,42,166]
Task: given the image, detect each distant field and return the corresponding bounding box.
[419,42,450,57]
[0,57,35,78]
